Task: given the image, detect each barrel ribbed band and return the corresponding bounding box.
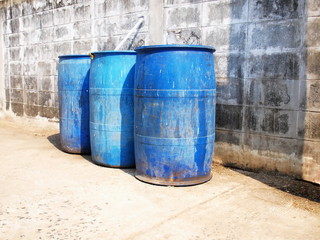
[90,121,133,132]
[134,134,215,146]
[90,88,134,95]
[134,89,216,98]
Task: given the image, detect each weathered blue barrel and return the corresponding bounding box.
[58,55,91,154]
[89,51,136,167]
[134,45,216,186]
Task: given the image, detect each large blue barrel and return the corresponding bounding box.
[89,51,136,167]
[58,55,91,154]
[134,45,216,186]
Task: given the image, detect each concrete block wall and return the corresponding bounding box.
[0,0,319,183]
[164,0,319,183]
[0,0,149,118]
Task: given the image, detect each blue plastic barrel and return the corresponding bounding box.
[58,55,91,154]
[89,51,136,167]
[134,45,216,186]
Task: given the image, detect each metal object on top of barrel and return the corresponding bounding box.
[58,55,91,154]
[89,51,136,168]
[134,45,216,186]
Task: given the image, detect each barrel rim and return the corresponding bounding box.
[58,54,90,59]
[90,50,136,55]
[135,44,216,52]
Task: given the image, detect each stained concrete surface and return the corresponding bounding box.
[0,117,319,240]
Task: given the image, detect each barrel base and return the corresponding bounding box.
[91,157,135,168]
[135,172,212,186]
[61,146,91,155]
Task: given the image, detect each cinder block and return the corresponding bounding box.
[243,133,303,157]
[37,44,53,60]
[93,18,115,37]
[298,111,320,140]
[216,104,243,131]
[215,129,242,145]
[307,17,320,47]
[262,79,297,108]
[53,7,72,26]
[10,19,20,33]
[214,53,245,79]
[24,105,39,117]
[166,28,201,45]
[39,10,53,28]
[21,15,40,32]
[73,40,93,54]
[23,46,38,60]
[10,76,23,89]
[165,5,201,29]
[1,7,7,20]
[74,4,91,21]
[116,0,148,14]
[95,37,118,51]
[8,34,20,47]
[202,0,248,26]
[24,76,38,90]
[243,106,261,132]
[94,1,106,18]
[249,0,301,21]
[40,76,54,91]
[54,24,73,41]
[39,28,54,43]
[10,63,22,76]
[306,48,320,80]
[53,42,72,57]
[203,24,246,52]
[307,0,320,17]
[274,110,297,137]
[11,89,24,103]
[11,103,24,116]
[37,61,53,76]
[10,5,21,19]
[39,106,59,118]
[259,108,297,137]
[23,63,37,76]
[247,52,300,80]
[217,78,244,105]
[21,1,34,16]
[74,21,91,39]
[9,48,21,61]
[24,91,38,105]
[299,80,320,111]
[248,20,301,50]
[244,79,262,106]
[39,91,54,107]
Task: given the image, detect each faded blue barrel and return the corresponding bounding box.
[89,51,136,167]
[58,55,91,154]
[134,45,216,186]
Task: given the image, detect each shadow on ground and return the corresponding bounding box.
[47,133,136,177]
[229,166,320,204]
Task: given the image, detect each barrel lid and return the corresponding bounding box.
[90,50,136,55]
[58,54,90,59]
[135,44,216,52]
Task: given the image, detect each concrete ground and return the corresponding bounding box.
[0,116,319,240]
